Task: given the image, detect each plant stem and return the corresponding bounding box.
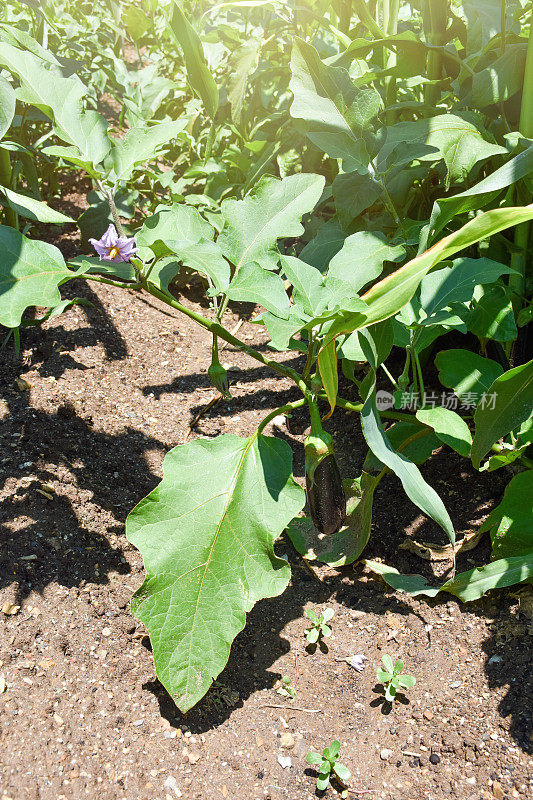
[97,181,127,238]
[332,394,430,425]
[0,147,18,229]
[145,282,308,390]
[257,398,306,434]
[424,0,448,109]
[353,0,385,38]
[510,8,533,300]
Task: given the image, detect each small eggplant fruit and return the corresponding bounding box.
[305,430,346,535]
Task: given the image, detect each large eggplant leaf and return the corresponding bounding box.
[328,231,405,293]
[110,121,188,182]
[0,75,15,140]
[289,38,378,172]
[281,255,330,317]
[0,41,110,166]
[471,360,533,468]
[324,204,533,342]
[137,204,215,258]
[376,114,506,188]
[435,349,503,400]
[480,471,533,559]
[0,186,74,224]
[299,219,346,273]
[463,285,517,343]
[168,1,218,118]
[416,407,472,458]
[418,257,516,319]
[217,173,325,270]
[126,434,305,712]
[225,261,290,317]
[359,333,455,545]
[0,226,81,327]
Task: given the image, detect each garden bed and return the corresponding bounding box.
[1,270,531,800]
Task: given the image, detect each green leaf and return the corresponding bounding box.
[306,752,323,765]
[333,762,351,782]
[289,38,375,172]
[326,205,533,341]
[471,360,533,469]
[318,339,338,419]
[0,225,79,327]
[110,121,188,182]
[332,170,381,226]
[177,240,231,293]
[416,407,472,458]
[126,433,304,712]
[0,41,110,165]
[0,75,15,140]
[228,39,261,125]
[382,654,394,673]
[305,608,319,623]
[363,422,439,470]
[385,684,397,702]
[329,740,341,759]
[299,219,346,274]
[435,349,503,400]
[306,627,319,643]
[360,344,455,546]
[480,471,533,559]
[394,659,404,674]
[68,256,137,283]
[365,554,533,601]
[281,254,330,317]
[464,285,517,343]
[0,186,74,224]
[316,774,330,791]
[327,231,405,294]
[376,667,393,683]
[418,257,516,320]
[363,559,442,597]
[218,173,325,270]
[443,555,533,601]
[472,45,527,108]
[340,319,393,367]
[397,674,416,688]
[226,262,290,318]
[122,4,152,40]
[376,114,506,188]
[427,144,533,242]
[137,204,215,258]
[168,1,219,118]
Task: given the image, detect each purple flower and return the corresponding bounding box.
[89,224,137,262]
[346,654,367,672]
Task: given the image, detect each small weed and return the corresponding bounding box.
[304,607,334,645]
[306,739,351,792]
[376,654,416,703]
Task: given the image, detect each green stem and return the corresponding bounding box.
[145,282,308,390]
[331,394,430,425]
[0,147,18,229]
[424,0,448,108]
[384,0,400,124]
[257,398,306,435]
[510,9,533,300]
[353,0,385,38]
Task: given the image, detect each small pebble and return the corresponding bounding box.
[277,755,292,769]
[380,748,393,761]
[429,754,440,765]
[279,732,294,749]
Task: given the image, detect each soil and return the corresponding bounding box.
[1,194,532,800]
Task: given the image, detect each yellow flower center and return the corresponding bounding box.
[108,246,119,260]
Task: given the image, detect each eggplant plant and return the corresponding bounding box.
[0,0,532,713]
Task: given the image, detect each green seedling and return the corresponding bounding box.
[276,675,296,700]
[376,654,416,702]
[304,607,334,644]
[306,739,351,792]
